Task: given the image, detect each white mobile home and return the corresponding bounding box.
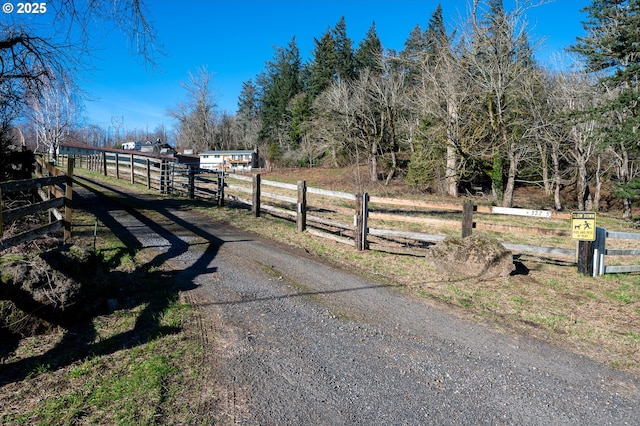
[199,149,257,171]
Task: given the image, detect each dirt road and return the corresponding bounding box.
[76,176,640,425]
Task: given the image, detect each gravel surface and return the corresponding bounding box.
[76,177,640,425]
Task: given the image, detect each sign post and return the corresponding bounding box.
[571,211,596,275]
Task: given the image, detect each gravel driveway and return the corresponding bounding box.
[76,176,640,425]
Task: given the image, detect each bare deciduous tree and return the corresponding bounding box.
[168,66,218,153]
[1,1,159,144]
[26,73,79,163]
[463,0,543,207]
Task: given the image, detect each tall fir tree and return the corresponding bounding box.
[570,0,640,218]
[307,29,338,98]
[355,22,383,75]
[259,37,303,150]
[424,4,448,57]
[398,24,425,85]
[237,79,260,120]
[236,79,261,149]
[332,17,356,81]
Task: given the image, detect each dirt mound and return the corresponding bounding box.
[0,246,114,336]
[426,234,515,279]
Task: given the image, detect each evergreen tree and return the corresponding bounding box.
[355,22,383,75]
[307,29,337,98]
[332,17,356,81]
[259,37,303,151]
[236,79,261,149]
[237,79,260,120]
[401,24,425,62]
[406,4,468,196]
[424,4,448,58]
[570,0,640,218]
[398,24,425,84]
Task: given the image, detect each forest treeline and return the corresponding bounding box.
[1,1,638,217]
[170,0,640,217]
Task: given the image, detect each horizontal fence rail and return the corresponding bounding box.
[0,157,74,250]
[593,228,640,276]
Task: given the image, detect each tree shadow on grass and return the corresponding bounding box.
[0,177,226,385]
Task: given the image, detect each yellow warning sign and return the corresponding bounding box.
[571,211,596,241]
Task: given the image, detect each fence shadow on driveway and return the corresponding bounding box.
[0,176,229,385]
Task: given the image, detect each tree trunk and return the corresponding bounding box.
[623,199,633,220]
[537,141,551,195]
[385,151,397,185]
[577,158,589,211]
[445,99,459,197]
[491,150,504,205]
[551,144,562,211]
[369,151,378,182]
[619,145,632,219]
[593,154,602,212]
[502,144,518,208]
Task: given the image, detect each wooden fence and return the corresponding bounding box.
[224,173,579,259]
[223,173,640,275]
[56,153,224,203]
[0,157,75,250]
[52,154,640,275]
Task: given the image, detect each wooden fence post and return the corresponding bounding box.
[36,158,43,177]
[130,153,135,184]
[297,180,307,232]
[355,192,369,251]
[146,159,151,189]
[159,160,167,194]
[217,173,225,207]
[115,153,120,180]
[462,200,474,238]
[47,162,54,224]
[188,166,195,199]
[102,152,107,176]
[64,159,75,243]
[252,173,261,217]
[577,240,594,276]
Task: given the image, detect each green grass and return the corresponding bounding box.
[2,293,201,425]
[606,283,640,304]
[10,349,176,425]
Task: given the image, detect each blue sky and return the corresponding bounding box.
[8,0,591,135]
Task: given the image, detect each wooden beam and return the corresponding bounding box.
[0,221,64,250]
[2,198,64,224]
